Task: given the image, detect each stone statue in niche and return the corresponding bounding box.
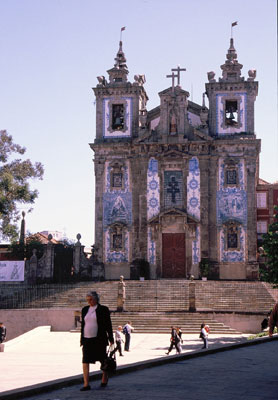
[117,275,126,311]
[169,113,177,134]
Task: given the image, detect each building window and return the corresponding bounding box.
[257,220,268,234]
[112,234,122,250]
[225,100,238,126]
[112,104,124,130]
[225,222,240,251]
[110,224,125,251]
[110,161,125,191]
[257,192,267,209]
[164,170,183,208]
[225,169,237,185]
[112,172,123,188]
[227,226,238,249]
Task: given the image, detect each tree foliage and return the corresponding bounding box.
[0,131,44,240]
[260,206,278,285]
[9,236,45,260]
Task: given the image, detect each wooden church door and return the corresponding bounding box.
[162,233,186,278]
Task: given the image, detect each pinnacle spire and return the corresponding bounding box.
[107,40,129,83]
[114,41,128,70]
[220,37,243,82]
[226,38,237,62]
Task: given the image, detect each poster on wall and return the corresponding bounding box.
[0,261,25,281]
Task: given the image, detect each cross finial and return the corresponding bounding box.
[171,65,186,86]
[166,71,178,94]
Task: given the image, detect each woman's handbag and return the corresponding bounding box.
[101,347,117,374]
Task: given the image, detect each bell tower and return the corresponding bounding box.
[93,40,148,141]
[206,37,258,136]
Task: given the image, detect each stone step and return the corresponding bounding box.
[1,281,278,315]
[72,311,240,334]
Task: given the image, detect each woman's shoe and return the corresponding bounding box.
[100,373,108,387]
[80,385,91,391]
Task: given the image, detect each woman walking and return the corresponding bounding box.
[80,291,114,391]
[165,326,181,355]
[200,323,208,349]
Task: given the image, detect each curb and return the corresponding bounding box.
[1,335,277,400]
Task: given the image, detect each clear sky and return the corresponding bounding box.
[0,0,277,247]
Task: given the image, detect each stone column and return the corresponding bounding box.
[94,159,105,263]
[189,281,196,312]
[131,152,148,260]
[246,159,259,279]
[45,234,55,281]
[246,160,258,262]
[73,233,82,274]
[199,156,210,260]
[207,154,219,279]
[29,249,38,284]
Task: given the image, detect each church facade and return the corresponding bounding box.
[90,38,260,280]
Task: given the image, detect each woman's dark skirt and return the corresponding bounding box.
[82,337,107,364]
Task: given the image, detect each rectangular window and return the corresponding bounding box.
[257,220,268,233]
[257,192,267,209]
[112,234,122,250]
[112,173,123,188]
[164,171,183,208]
[227,232,238,249]
[112,104,124,130]
[227,225,238,249]
[226,169,237,185]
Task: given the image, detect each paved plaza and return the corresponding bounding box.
[1,327,277,399]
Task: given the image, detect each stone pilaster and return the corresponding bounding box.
[94,158,105,262]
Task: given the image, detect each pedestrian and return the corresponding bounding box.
[200,323,208,349]
[80,291,114,391]
[165,326,181,355]
[0,322,6,343]
[115,326,124,356]
[176,326,183,353]
[269,303,278,337]
[123,321,134,351]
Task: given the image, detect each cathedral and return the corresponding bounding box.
[90,36,260,281]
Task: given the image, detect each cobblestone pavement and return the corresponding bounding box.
[18,340,278,400]
[0,326,250,393]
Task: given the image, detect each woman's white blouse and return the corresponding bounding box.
[84,305,98,338]
[201,327,208,338]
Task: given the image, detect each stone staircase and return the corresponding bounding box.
[1,280,278,334]
[194,281,277,313]
[2,280,277,313]
[109,311,240,334]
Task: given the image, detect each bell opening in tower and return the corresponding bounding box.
[225,100,238,127]
[112,104,125,130]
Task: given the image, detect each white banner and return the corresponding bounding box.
[0,261,25,281]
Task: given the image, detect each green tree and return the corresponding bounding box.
[261,205,278,285]
[9,235,45,260]
[0,131,44,241]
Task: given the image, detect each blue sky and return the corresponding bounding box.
[0,0,277,246]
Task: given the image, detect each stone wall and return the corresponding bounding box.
[0,308,267,339]
[1,309,78,340]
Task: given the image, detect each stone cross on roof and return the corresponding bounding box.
[171,66,186,86]
[166,66,186,93]
[166,71,178,93]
